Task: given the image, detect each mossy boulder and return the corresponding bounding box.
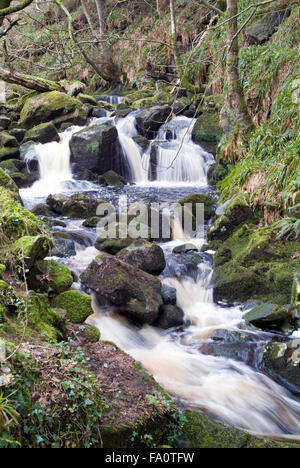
[27,293,63,342]
[244,302,294,328]
[61,195,107,219]
[23,121,59,144]
[178,410,296,448]
[95,222,151,255]
[0,146,20,162]
[98,170,125,188]
[53,290,94,324]
[20,91,81,128]
[0,186,44,238]
[28,260,73,294]
[208,192,253,241]
[46,193,69,214]
[81,323,100,342]
[214,247,232,267]
[132,135,149,151]
[80,253,163,325]
[70,124,119,176]
[192,109,223,154]
[0,115,11,130]
[10,235,53,270]
[0,131,19,148]
[173,243,198,254]
[156,304,184,329]
[116,239,166,275]
[0,167,18,192]
[135,106,172,139]
[263,340,300,392]
[178,193,215,221]
[9,128,26,143]
[246,10,289,45]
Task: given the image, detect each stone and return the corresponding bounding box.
[28,260,73,294]
[192,110,223,154]
[135,106,172,139]
[70,124,119,176]
[156,304,184,329]
[23,121,59,144]
[263,339,300,391]
[98,170,125,188]
[173,243,198,254]
[246,10,290,45]
[20,91,81,127]
[53,290,94,324]
[80,253,163,325]
[244,302,294,328]
[116,239,166,275]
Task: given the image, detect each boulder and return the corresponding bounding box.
[135,106,172,139]
[10,235,53,270]
[132,135,150,151]
[156,304,184,329]
[244,302,294,328]
[95,222,151,255]
[9,128,26,143]
[0,147,20,162]
[0,158,25,174]
[46,193,107,219]
[214,247,232,267]
[0,131,19,148]
[161,284,177,305]
[263,339,300,391]
[98,170,125,188]
[28,260,73,294]
[32,203,56,218]
[52,237,76,258]
[80,253,163,324]
[192,109,223,154]
[0,115,11,130]
[23,121,59,144]
[208,192,253,241]
[20,91,81,128]
[0,167,19,192]
[53,290,94,324]
[116,239,166,275]
[246,10,290,45]
[178,193,215,221]
[173,243,198,254]
[70,124,119,176]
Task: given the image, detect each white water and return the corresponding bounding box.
[88,264,300,439]
[116,113,147,183]
[144,116,215,184]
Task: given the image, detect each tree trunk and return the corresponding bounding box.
[95,0,105,41]
[0,66,63,92]
[226,0,253,134]
[156,0,160,17]
[81,0,96,38]
[0,0,34,26]
[169,0,180,73]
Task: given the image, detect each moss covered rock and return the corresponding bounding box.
[20,91,81,128]
[116,239,166,275]
[27,293,63,342]
[53,290,94,324]
[98,170,125,188]
[23,121,59,144]
[10,235,53,270]
[80,253,163,324]
[0,131,19,148]
[192,109,223,154]
[178,410,296,448]
[263,340,300,391]
[178,193,215,221]
[28,260,73,294]
[244,302,294,328]
[0,167,18,192]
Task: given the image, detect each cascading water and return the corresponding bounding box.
[143,116,215,185]
[19,96,300,442]
[116,113,147,183]
[88,262,300,439]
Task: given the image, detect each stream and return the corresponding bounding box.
[19,96,300,441]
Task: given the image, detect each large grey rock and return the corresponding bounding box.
[80,253,163,324]
[135,106,172,139]
[246,10,290,45]
[116,239,166,275]
[70,124,119,176]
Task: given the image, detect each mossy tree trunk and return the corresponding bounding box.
[0,0,34,26]
[0,66,63,92]
[226,0,254,136]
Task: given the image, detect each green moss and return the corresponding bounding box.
[81,323,101,343]
[27,260,73,294]
[53,290,93,324]
[0,167,18,192]
[27,293,63,342]
[20,91,82,128]
[179,410,296,448]
[0,187,45,239]
[10,235,53,270]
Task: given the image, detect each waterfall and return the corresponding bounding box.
[99,95,123,105]
[149,116,215,184]
[21,126,82,197]
[116,113,148,183]
[88,264,300,438]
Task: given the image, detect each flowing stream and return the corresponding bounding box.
[20,102,300,441]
